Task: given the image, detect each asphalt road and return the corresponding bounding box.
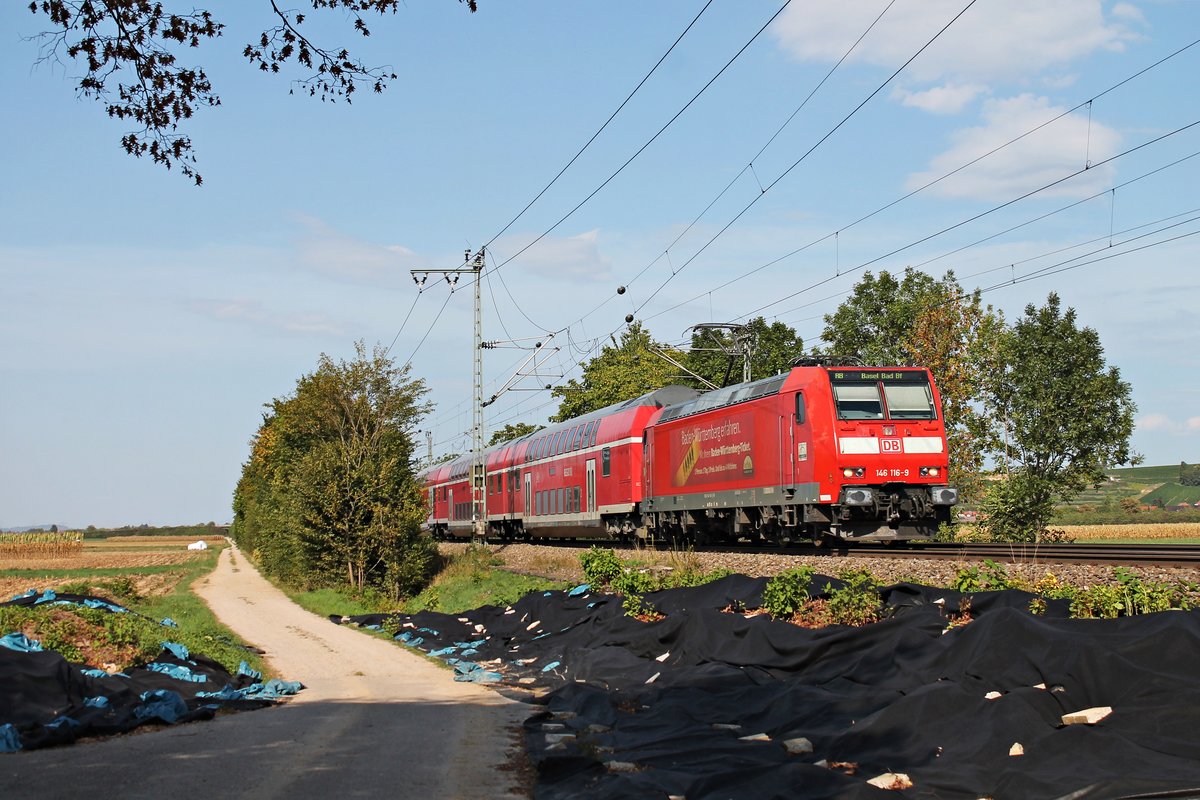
[0,543,531,799]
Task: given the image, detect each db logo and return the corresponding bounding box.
[881,438,902,453]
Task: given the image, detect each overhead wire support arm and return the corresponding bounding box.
[482,333,563,407]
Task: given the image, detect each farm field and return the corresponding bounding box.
[1060,522,1200,542]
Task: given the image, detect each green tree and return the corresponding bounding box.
[982,293,1137,541]
[24,1,477,184]
[822,268,1005,498]
[684,317,804,388]
[1181,462,1200,487]
[231,341,435,599]
[488,422,543,446]
[551,321,681,421]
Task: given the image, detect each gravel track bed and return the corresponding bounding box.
[440,541,1200,590]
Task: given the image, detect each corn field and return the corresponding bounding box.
[1061,523,1200,540]
[0,531,85,559]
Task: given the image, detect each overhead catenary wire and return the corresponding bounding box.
[630,0,981,318]
[485,0,795,279]
[640,35,1200,325]
[483,0,716,249]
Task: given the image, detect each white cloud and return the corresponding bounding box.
[1136,414,1200,435]
[494,229,613,283]
[906,94,1120,201]
[772,0,1135,86]
[189,297,343,336]
[1111,3,1147,24]
[292,214,426,285]
[892,83,986,114]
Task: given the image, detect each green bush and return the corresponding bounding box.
[825,568,881,626]
[952,559,1014,592]
[762,567,815,619]
[580,546,623,587]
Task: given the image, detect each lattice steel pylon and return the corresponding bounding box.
[411,248,487,541]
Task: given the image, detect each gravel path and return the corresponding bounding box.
[0,542,531,800]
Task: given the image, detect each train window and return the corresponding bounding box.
[590,423,600,447]
[583,421,595,447]
[833,384,885,420]
[555,430,566,454]
[571,426,584,450]
[883,382,937,420]
[795,392,806,424]
[573,487,580,513]
[602,447,611,477]
[557,488,564,514]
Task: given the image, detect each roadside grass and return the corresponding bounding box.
[0,541,267,677]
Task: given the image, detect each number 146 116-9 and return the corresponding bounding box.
[876,468,910,478]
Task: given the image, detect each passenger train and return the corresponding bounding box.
[422,360,958,545]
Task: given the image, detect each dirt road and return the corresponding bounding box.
[0,543,531,799]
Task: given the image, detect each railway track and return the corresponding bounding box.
[473,537,1200,568]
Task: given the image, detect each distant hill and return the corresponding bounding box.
[0,524,72,533]
[1057,463,1199,509]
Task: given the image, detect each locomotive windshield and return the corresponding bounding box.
[882,382,937,420]
[829,369,937,421]
[832,384,885,420]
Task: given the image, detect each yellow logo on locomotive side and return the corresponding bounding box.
[674,437,702,486]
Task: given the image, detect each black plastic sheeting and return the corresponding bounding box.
[1,592,302,752]
[335,574,1200,800]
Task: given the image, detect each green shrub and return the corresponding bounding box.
[952,559,1014,592]
[580,546,623,587]
[825,568,881,626]
[762,567,815,619]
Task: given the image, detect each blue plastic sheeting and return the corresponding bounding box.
[428,646,457,658]
[160,641,192,662]
[146,662,209,683]
[81,668,129,679]
[45,716,80,730]
[81,598,128,614]
[8,589,38,601]
[196,681,303,702]
[452,661,502,684]
[454,639,487,649]
[161,617,179,628]
[396,632,425,646]
[135,690,189,723]
[0,724,21,753]
[31,589,58,605]
[237,661,262,681]
[0,633,43,652]
[568,584,591,597]
[416,627,440,636]
[84,696,109,708]
[541,661,561,672]
[244,679,303,698]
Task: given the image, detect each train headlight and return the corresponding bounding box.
[920,466,941,477]
[841,467,865,478]
[842,487,874,506]
[930,486,959,506]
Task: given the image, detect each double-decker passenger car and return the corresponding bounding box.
[423,361,956,544]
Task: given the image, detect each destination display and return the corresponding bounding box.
[827,369,928,383]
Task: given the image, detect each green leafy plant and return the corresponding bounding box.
[580,546,623,587]
[825,569,881,626]
[762,566,815,619]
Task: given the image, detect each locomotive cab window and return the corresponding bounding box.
[883,382,937,420]
[833,384,885,420]
[795,392,806,424]
[602,447,611,477]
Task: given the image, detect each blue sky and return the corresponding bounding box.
[2,0,1197,527]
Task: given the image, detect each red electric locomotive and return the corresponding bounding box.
[642,363,957,544]
[423,361,956,544]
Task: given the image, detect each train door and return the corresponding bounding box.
[523,472,532,517]
[507,469,518,518]
[585,459,597,515]
[792,391,814,488]
[448,488,454,521]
